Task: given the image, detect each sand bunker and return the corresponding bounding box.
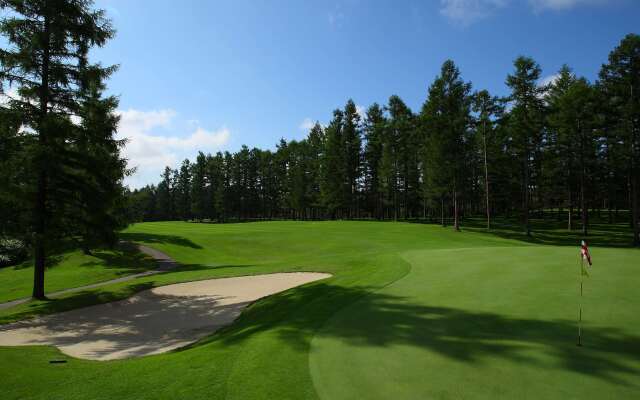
[0,272,330,361]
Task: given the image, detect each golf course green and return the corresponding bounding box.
[1,220,638,399]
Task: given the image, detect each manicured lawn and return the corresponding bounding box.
[0,245,157,303]
[0,220,638,399]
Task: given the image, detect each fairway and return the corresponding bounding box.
[0,221,638,399]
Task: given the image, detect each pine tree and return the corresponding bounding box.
[599,33,640,246]
[363,104,386,219]
[175,159,192,220]
[387,96,418,219]
[1,0,118,298]
[506,56,546,236]
[70,67,128,252]
[156,167,175,220]
[321,109,346,217]
[548,76,598,236]
[307,122,325,216]
[544,65,577,229]
[191,151,207,221]
[422,60,472,230]
[472,90,502,229]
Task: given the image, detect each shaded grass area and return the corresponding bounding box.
[0,220,638,399]
[463,218,636,248]
[0,244,157,303]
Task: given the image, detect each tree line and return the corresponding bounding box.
[127,33,640,246]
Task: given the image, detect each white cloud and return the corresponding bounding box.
[439,0,508,26]
[539,73,560,87]
[117,108,176,133]
[529,0,607,12]
[0,85,20,106]
[299,118,315,132]
[116,108,230,188]
[356,105,366,120]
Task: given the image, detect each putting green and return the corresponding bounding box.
[310,246,640,399]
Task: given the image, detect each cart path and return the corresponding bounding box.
[0,244,179,311]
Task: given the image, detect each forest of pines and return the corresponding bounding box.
[126,34,640,246]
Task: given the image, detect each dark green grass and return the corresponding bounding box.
[0,220,638,399]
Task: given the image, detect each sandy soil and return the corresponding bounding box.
[0,272,331,361]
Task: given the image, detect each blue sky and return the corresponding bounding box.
[88,0,639,188]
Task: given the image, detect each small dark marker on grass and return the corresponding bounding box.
[49,360,67,364]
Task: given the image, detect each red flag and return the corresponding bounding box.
[580,240,592,266]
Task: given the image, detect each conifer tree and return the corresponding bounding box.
[1,0,118,298]
[342,100,362,217]
[191,151,208,221]
[363,104,385,218]
[321,109,346,217]
[422,60,472,230]
[599,33,640,246]
[472,90,502,229]
[506,56,546,236]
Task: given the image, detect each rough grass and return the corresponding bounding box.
[0,220,638,399]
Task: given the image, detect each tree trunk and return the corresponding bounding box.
[524,146,531,237]
[580,120,588,237]
[568,190,573,231]
[453,189,460,231]
[482,121,491,230]
[631,84,640,246]
[33,14,51,300]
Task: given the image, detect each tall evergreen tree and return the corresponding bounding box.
[1,0,119,298]
[321,109,346,217]
[472,90,502,229]
[599,33,640,246]
[387,96,418,219]
[175,159,192,220]
[363,104,386,218]
[548,77,598,236]
[342,100,362,217]
[543,65,577,228]
[191,151,207,221]
[307,122,325,216]
[506,56,546,236]
[422,60,472,230]
[156,166,175,220]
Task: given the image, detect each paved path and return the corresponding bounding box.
[0,244,179,311]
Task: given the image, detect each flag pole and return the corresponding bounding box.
[578,251,583,347]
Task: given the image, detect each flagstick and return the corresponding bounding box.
[578,254,583,347]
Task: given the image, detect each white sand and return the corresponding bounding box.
[0,272,331,361]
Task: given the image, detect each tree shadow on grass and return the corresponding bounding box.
[410,218,637,248]
[119,232,203,249]
[79,246,157,275]
[172,263,257,273]
[203,282,639,386]
[0,283,156,325]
